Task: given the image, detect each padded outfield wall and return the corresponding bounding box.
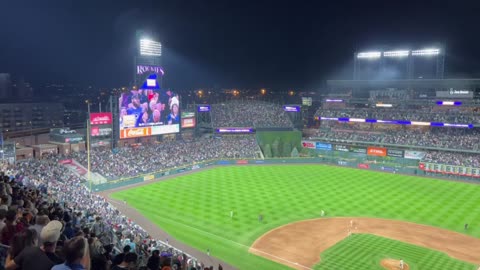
[90,153,480,192]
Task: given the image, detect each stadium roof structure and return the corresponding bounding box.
[327,79,480,89]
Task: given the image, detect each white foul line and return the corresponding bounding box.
[109,199,313,270]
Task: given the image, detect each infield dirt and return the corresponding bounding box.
[250,217,480,269]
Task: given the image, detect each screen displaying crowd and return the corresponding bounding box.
[119,89,180,132]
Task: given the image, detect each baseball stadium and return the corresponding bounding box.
[1,33,480,270]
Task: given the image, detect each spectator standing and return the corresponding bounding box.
[52,236,90,270]
[111,252,137,270]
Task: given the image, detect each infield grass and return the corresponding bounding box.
[111,165,480,270]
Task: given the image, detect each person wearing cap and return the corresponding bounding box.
[40,220,64,264]
[5,220,64,270]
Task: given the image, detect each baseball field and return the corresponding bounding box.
[110,165,480,269]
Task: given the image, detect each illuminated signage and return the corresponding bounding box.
[181,112,195,118]
[320,117,473,128]
[215,128,254,133]
[136,65,165,76]
[198,105,211,112]
[181,118,196,128]
[283,105,301,112]
[90,113,113,125]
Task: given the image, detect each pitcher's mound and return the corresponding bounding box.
[380,259,410,270]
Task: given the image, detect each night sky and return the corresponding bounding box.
[1,0,480,90]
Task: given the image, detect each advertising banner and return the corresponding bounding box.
[381,166,395,172]
[436,90,473,98]
[120,127,152,139]
[338,160,348,166]
[358,163,370,169]
[143,175,154,181]
[65,137,84,143]
[215,128,254,133]
[283,105,301,112]
[367,147,387,157]
[181,118,196,128]
[387,149,404,158]
[90,113,113,125]
[334,144,350,152]
[316,142,332,151]
[181,112,195,118]
[91,127,112,137]
[198,105,211,112]
[236,160,248,165]
[301,141,316,149]
[350,147,367,154]
[404,150,426,160]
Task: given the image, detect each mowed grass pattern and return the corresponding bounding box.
[316,234,476,270]
[111,165,480,270]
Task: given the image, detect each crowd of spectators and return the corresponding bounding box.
[211,101,293,128]
[73,136,259,180]
[315,107,480,123]
[422,152,480,168]
[314,125,480,151]
[0,154,226,270]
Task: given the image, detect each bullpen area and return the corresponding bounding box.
[108,165,480,270]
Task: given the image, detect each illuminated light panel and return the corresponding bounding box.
[320,117,338,121]
[357,51,381,59]
[411,121,430,126]
[140,39,162,56]
[412,48,440,56]
[349,118,366,123]
[383,50,409,57]
[325,99,344,103]
[436,101,462,106]
[376,103,393,107]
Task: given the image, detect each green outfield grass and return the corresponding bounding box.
[316,234,476,270]
[111,165,480,270]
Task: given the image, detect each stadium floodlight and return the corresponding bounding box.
[411,48,440,56]
[357,51,381,59]
[383,50,409,57]
[140,38,162,56]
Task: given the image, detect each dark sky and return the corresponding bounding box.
[1,0,480,90]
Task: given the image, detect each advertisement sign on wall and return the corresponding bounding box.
[91,127,112,137]
[301,141,316,149]
[350,147,367,154]
[404,150,426,160]
[181,118,196,128]
[90,113,113,125]
[316,142,332,151]
[334,144,350,152]
[120,127,152,139]
[387,149,404,158]
[367,147,387,157]
[358,163,370,169]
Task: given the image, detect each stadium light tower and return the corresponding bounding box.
[139,38,162,56]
